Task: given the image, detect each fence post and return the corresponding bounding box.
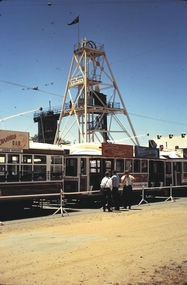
[165,184,175,202]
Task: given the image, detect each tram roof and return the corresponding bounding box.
[29,142,66,151]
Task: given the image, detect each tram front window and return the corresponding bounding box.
[81,158,86,175]
[90,159,100,173]
[66,158,77,176]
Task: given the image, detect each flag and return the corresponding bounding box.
[68,16,79,26]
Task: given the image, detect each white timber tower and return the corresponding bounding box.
[54,39,139,146]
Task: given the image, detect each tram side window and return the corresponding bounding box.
[66,158,77,176]
[0,165,5,182]
[175,162,181,172]
[51,165,63,180]
[22,155,32,164]
[0,154,6,163]
[51,156,62,164]
[81,158,86,175]
[21,165,32,181]
[125,159,132,172]
[34,155,46,164]
[33,165,46,181]
[8,154,19,163]
[7,165,19,182]
[90,159,100,173]
[183,162,187,172]
[142,160,148,172]
[166,162,172,174]
[51,155,63,180]
[104,160,113,173]
[116,159,124,172]
[0,155,6,181]
[134,159,140,173]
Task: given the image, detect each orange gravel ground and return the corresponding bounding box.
[0,197,187,285]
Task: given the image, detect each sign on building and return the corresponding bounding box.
[0,130,29,149]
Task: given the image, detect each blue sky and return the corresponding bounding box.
[0,0,187,146]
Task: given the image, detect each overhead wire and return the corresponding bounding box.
[1,0,186,6]
[0,79,63,98]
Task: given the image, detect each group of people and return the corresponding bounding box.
[100,169,135,212]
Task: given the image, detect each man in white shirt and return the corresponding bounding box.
[121,170,135,209]
[100,171,112,212]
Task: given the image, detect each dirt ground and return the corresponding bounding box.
[0,197,187,285]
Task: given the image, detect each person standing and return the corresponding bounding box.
[100,171,112,212]
[121,170,135,209]
[111,170,120,210]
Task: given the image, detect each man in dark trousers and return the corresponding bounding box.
[121,170,135,209]
[111,170,120,210]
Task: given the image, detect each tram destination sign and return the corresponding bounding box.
[0,130,29,150]
[135,146,159,158]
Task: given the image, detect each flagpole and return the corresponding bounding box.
[78,14,80,44]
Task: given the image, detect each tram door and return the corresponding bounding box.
[90,158,102,190]
[89,158,114,190]
[166,161,173,186]
[149,160,164,187]
[173,161,182,186]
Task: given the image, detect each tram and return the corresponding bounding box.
[63,143,187,201]
[0,141,66,208]
[1,141,187,208]
[63,143,164,201]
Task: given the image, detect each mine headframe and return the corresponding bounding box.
[54,39,139,146]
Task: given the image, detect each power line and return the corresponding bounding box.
[129,112,187,126]
[1,0,186,6]
[0,79,63,98]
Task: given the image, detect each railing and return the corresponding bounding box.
[64,100,120,110]
[74,40,104,51]
[33,106,61,118]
